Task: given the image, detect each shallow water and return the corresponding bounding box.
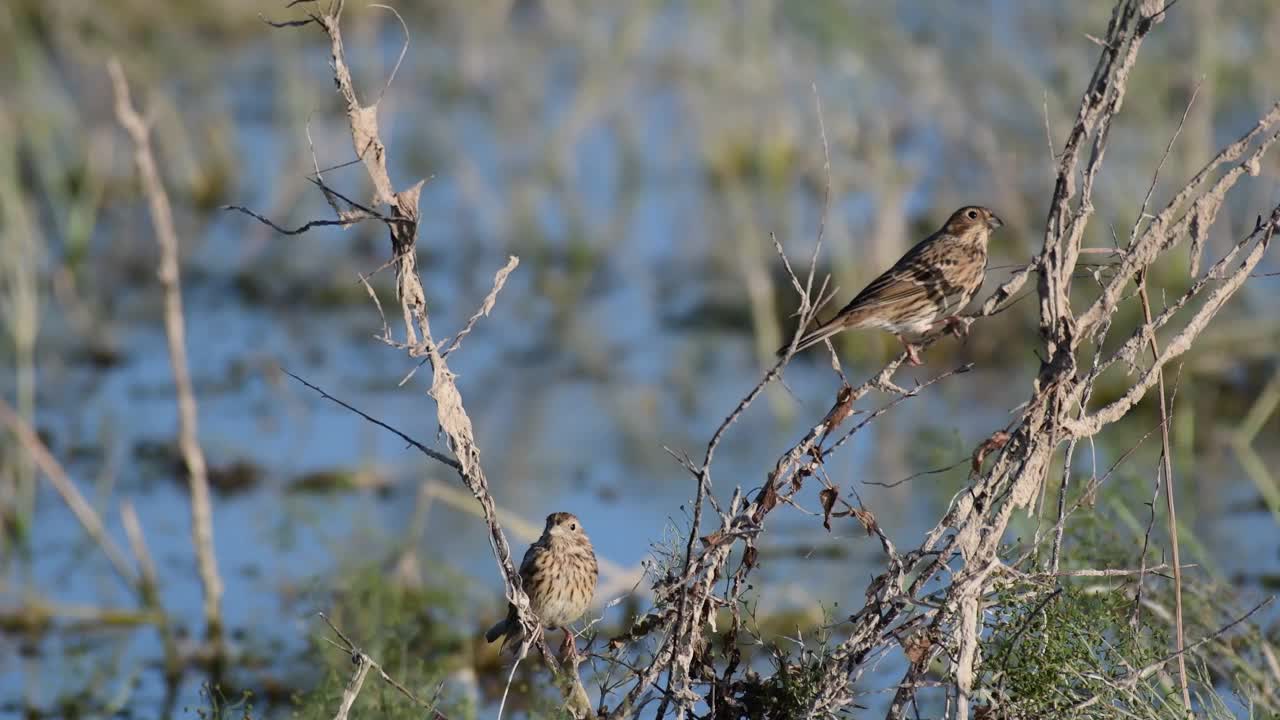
[9,267,1277,714]
[3,2,1279,717]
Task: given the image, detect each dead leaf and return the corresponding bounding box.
[849,506,879,536]
[971,430,1011,473]
[754,479,779,521]
[788,472,802,492]
[1189,207,1206,276]
[820,487,839,531]
[902,632,933,665]
[701,530,731,548]
[608,611,664,649]
[821,384,855,437]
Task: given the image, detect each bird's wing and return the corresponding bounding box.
[840,235,985,317]
[836,237,942,315]
[518,541,545,586]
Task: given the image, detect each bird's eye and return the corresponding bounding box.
[569,522,577,531]
[966,210,978,220]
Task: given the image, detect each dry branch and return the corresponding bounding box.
[596,2,1279,718]
[1136,277,1191,710]
[318,612,447,720]
[0,397,136,587]
[1069,597,1274,714]
[234,0,562,707]
[109,58,225,647]
[121,501,181,679]
[0,398,186,679]
[225,1,1279,717]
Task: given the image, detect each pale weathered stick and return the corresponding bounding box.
[1137,279,1191,712]
[0,601,160,628]
[120,503,158,594]
[229,2,1280,717]
[0,397,136,587]
[1069,597,1274,713]
[332,654,371,720]
[108,59,224,645]
[121,500,181,678]
[799,3,1279,717]
[246,0,555,690]
[317,612,446,720]
[0,395,187,675]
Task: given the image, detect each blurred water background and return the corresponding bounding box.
[1,0,1279,717]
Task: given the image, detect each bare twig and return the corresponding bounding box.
[807,81,832,300]
[231,2,1280,717]
[284,369,462,471]
[221,203,379,234]
[121,501,180,679]
[1130,78,1201,250]
[497,654,522,720]
[368,3,409,105]
[441,256,520,357]
[247,0,557,697]
[109,58,224,646]
[317,612,445,717]
[1135,277,1192,713]
[332,651,372,720]
[1069,597,1274,713]
[1038,562,1186,578]
[0,397,136,587]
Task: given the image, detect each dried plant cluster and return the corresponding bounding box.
[219,1,1278,718]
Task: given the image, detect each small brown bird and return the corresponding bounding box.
[485,512,598,653]
[780,206,1003,365]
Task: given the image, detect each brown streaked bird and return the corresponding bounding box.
[485,511,598,654]
[780,205,1003,365]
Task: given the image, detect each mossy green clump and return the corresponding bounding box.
[736,658,827,719]
[193,684,256,720]
[291,565,475,720]
[981,582,1168,718]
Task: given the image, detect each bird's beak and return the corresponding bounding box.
[988,214,1004,230]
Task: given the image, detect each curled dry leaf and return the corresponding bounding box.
[849,506,879,536]
[818,485,879,535]
[1189,208,1207,276]
[971,430,1011,473]
[608,609,668,650]
[820,487,839,531]
[700,530,733,548]
[790,465,811,491]
[902,631,934,665]
[753,478,779,521]
[821,384,856,438]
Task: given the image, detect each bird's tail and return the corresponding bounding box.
[485,612,528,653]
[777,319,845,358]
[484,617,514,644]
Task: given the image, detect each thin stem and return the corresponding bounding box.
[1137,279,1192,714]
[109,59,225,649]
